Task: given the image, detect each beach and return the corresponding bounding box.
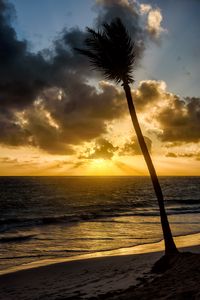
[0,233,200,300]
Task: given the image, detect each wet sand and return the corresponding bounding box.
[0,233,200,299]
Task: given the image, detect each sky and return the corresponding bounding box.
[0,0,200,176]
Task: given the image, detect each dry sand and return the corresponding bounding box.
[0,233,200,300]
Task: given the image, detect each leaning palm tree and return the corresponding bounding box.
[76,18,178,255]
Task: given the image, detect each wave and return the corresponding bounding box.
[0,254,54,260]
[166,199,200,205]
[0,234,37,243]
[1,205,200,233]
[0,249,92,260]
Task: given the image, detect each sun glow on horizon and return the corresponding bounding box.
[1,142,200,176]
[86,159,120,176]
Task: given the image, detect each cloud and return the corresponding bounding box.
[94,0,166,60]
[0,157,18,164]
[128,80,200,145]
[29,82,126,153]
[94,0,145,60]
[80,134,153,160]
[147,8,165,38]
[0,0,130,154]
[0,156,39,167]
[0,0,167,155]
[0,82,126,154]
[166,151,200,160]
[132,80,166,111]
[81,138,118,159]
[140,4,151,15]
[70,161,86,169]
[119,136,152,155]
[0,0,52,109]
[156,96,200,143]
[139,3,166,38]
[0,0,92,112]
[0,110,29,146]
[1,0,157,111]
[165,152,177,158]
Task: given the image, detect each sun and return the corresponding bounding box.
[86,159,119,176]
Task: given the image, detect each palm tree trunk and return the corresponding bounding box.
[123,82,178,255]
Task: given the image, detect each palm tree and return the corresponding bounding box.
[75,18,178,255]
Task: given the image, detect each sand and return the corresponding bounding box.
[0,233,200,300]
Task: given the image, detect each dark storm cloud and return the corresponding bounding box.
[119,136,152,155]
[132,80,161,111]
[0,0,91,110]
[156,97,200,143]
[94,0,165,56]
[28,83,126,154]
[0,111,28,146]
[94,0,145,60]
[130,80,200,144]
[0,0,52,109]
[0,0,155,110]
[0,0,129,154]
[0,0,166,154]
[0,0,126,153]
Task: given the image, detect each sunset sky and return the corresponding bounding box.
[0,0,200,176]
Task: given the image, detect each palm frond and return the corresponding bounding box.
[75,18,135,84]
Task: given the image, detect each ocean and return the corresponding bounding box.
[0,176,200,273]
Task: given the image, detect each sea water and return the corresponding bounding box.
[0,176,200,272]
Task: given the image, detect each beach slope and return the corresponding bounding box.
[0,234,200,300]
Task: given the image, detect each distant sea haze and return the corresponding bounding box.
[0,176,200,272]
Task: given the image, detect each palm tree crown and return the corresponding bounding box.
[75,18,135,84]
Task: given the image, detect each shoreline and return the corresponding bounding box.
[0,233,199,299]
[1,231,200,276]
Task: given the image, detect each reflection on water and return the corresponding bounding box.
[0,176,200,271]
